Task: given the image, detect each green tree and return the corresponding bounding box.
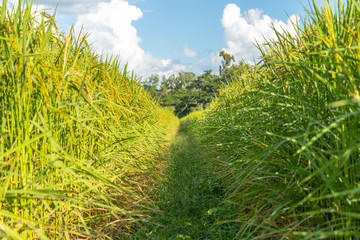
[219,51,253,83]
[142,68,225,117]
[143,74,160,99]
[196,70,220,110]
[161,72,198,117]
[219,50,235,82]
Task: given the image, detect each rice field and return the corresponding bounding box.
[187,0,360,238]
[0,1,178,239]
[2,0,360,239]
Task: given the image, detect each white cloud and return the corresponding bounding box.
[210,52,221,69]
[32,0,111,15]
[221,4,298,62]
[75,0,143,66]
[74,0,187,78]
[184,46,198,58]
[24,0,145,16]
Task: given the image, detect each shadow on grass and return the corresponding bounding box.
[130,123,240,239]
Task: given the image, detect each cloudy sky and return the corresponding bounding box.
[16,0,325,78]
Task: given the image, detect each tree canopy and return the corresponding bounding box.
[142,51,249,117]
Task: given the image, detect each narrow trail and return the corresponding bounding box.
[132,124,239,239]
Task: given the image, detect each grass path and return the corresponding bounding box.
[132,124,239,239]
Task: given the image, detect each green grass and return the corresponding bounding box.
[131,123,240,239]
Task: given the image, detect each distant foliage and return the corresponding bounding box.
[143,71,219,117]
[142,53,249,118]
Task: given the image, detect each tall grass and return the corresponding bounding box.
[191,0,360,238]
[0,0,178,239]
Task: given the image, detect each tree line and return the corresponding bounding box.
[142,51,250,117]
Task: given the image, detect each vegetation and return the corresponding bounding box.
[143,71,219,118]
[189,0,360,238]
[2,0,360,239]
[0,1,178,239]
[142,54,249,118]
[131,120,240,239]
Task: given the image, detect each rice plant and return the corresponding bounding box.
[192,0,360,239]
[0,0,179,239]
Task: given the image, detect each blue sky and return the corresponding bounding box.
[132,0,311,59]
[24,0,326,78]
